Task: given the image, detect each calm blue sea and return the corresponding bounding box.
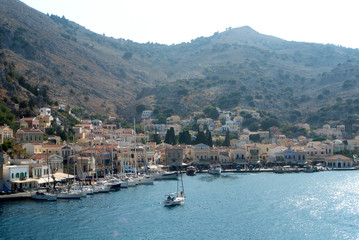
[1,171,359,240]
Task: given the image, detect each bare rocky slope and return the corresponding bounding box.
[1,0,359,123]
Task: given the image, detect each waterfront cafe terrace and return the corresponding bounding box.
[1,163,75,192]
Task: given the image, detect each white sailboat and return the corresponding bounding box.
[56,187,82,199]
[164,169,185,207]
[31,191,57,201]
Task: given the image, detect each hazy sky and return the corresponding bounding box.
[21,0,359,49]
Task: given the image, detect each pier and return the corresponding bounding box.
[0,192,31,201]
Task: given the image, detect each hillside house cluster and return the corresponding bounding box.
[1,106,358,192]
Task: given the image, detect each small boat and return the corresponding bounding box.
[138,175,154,185]
[31,191,57,201]
[124,177,138,187]
[303,166,314,173]
[208,164,221,175]
[161,172,178,180]
[106,178,122,191]
[119,180,128,188]
[93,183,111,193]
[56,191,82,199]
[164,192,184,206]
[273,167,285,174]
[186,166,197,176]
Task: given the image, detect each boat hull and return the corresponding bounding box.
[31,192,57,201]
[186,167,196,176]
[164,197,184,206]
[57,192,82,199]
[161,172,178,180]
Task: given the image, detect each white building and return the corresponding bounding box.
[141,110,153,119]
[39,107,51,116]
[91,119,103,126]
[2,165,36,191]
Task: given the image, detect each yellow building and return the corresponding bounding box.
[0,125,13,144]
[38,115,53,131]
[325,155,353,168]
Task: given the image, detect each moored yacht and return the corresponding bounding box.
[208,164,221,175]
[138,175,154,185]
[186,166,197,176]
[31,191,57,201]
[161,172,178,180]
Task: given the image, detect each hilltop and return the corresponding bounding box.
[1,0,359,126]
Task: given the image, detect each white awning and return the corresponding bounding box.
[37,177,54,184]
[53,173,75,181]
[11,179,38,183]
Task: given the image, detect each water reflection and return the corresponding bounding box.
[198,173,239,182]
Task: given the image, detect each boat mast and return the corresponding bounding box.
[180,168,185,197]
[46,149,50,190]
[144,121,148,175]
[119,123,124,175]
[90,130,95,182]
[134,118,137,175]
[111,138,114,177]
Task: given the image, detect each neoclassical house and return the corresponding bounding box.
[15,128,43,144]
[325,155,353,168]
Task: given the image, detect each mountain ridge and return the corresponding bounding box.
[1,0,359,125]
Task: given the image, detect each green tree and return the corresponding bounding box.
[136,105,146,114]
[260,118,280,131]
[0,103,15,129]
[223,130,230,146]
[313,136,327,142]
[150,134,161,144]
[28,98,35,110]
[1,139,14,152]
[155,113,166,124]
[19,100,27,109]
[179,130,192,144]
[207,131,213,147]
[249,134,260,143]
[194,130,207,145]
[249,122,260,131]
[203,105,219,120]
[164,127,176,145]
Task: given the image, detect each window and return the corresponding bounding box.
[12,173,14,179]
[16,173,19,178]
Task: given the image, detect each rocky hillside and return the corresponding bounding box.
[1,0,359,124]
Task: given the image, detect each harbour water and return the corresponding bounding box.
[1,171,359,239]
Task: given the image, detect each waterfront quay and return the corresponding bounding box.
[0,191,31,201]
